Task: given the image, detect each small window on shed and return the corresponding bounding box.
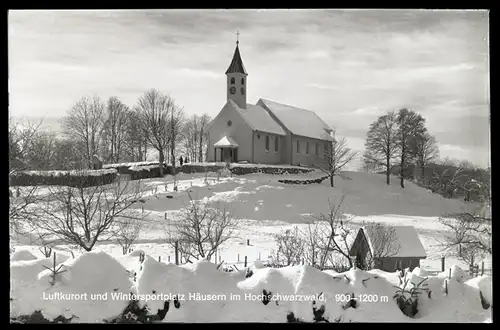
[296,140,300,154]
[265,136,270,151]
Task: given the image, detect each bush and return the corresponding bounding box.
[393,269,429,318]
[9,169,118,188]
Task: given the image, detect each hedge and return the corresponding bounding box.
[181,163,314,176]
[9,169,118,188]
[278,175,329,185]
[129,165,168,180]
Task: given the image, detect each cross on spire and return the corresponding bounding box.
[235,29,240,45]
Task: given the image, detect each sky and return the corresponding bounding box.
[8,9,490,168]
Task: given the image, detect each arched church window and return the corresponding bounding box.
[231,77,235,85]
[241,78,244,85]
[265,136,270,151]
[241,87,245,95]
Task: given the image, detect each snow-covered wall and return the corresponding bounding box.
[10,251,492,323]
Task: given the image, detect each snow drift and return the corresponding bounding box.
[10,252,492,323]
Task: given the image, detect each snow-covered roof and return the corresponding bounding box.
[258,99,333,141]
[230,100,286,136]
[214,136,239,148]
[362,225,427,258]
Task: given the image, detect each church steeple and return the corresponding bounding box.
[226,30,247,109]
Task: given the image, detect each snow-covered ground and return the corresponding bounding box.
[10,170,492,322]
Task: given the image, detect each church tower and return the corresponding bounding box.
[225,33,247,109]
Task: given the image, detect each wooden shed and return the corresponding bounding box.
[92,154,103,170]
[349,225,427,272]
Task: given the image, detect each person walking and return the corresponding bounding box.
[179,156,184,167]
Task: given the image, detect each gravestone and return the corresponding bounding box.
[92,154,103,170]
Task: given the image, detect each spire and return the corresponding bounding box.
[225,30,247,75]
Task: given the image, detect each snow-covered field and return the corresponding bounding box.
[10,170,492,322]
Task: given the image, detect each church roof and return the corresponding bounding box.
[225,45,247,75]
[258,99,334,141]
[229,100,286,136]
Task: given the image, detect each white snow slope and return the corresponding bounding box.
[10,170,491,322]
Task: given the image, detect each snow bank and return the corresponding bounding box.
[11,249,38,262]
[136,257,259,322]
[465,276,492,306]
[11,252,133,323]
[11,252,491,323]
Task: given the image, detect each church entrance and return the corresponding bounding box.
[216,147,238,163]
[214,136,239,163]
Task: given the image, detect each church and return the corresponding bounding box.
[206,38,335,167]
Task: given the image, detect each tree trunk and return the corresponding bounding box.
[330,174,334,187]
[171,143,176,169]
[198,129,204,163]
[159,150,165,177]
[386,156,390,185]
[400,150,405,188]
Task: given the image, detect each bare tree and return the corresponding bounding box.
[31,175,146,252]
[9,186,42,248]
[26,131,58,170]
[359,222,400,270]
[429,159,467,198]
[305,196,355,269]
[9,117,44,243]
[169,102,185,169]
[114,212,147,255]
[411,132,440,182]
[51,138,87,170]
[197,114,211,162]
[301,221,324,267]
[123,109,148,162]
[269,226,305,266]
[62,96,106,168]
[29,225,58,258]
[103,97,129,163]
[395,108,427,188]
[170,193,239,261]
[9,116,44,172]
[439,212,491,267]
[135,89,180,176]
[316,135,358,187]
[182,115,199,162]
[363,111,399,185]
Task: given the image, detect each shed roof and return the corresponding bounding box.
[361,225,427,258]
